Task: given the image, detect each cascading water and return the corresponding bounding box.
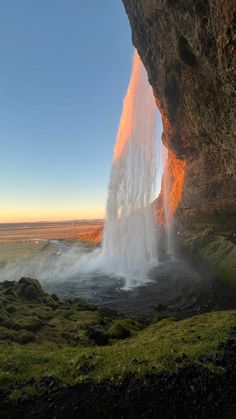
[0,51,170,291]
[100,51,158,288]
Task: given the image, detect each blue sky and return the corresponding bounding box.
[0,1,163,222]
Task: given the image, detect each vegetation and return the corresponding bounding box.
[0,278,141,346]
[0,278,235,404]
[182,229,236,286]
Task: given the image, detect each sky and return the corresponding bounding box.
[0,1,163,223]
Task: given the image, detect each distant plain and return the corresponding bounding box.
[0,220,103,266]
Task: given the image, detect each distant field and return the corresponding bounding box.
[0,220,103,243]
[0,220,103,266]
[0,241,56,266]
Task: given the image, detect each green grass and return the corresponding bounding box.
[0,310,235,399]
[0,278,235,402]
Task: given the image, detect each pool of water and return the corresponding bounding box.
[43,244,233,320]
[1,240,235,320]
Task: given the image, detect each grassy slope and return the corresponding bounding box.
[0,279,235,402]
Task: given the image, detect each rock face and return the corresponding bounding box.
[122,0,236,284]
[122,0,236,231]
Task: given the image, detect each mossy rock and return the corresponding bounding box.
[16,278,45,301]
[50,293,59,302]
[108,322,131,339]
[2,319,22,331]
[22,318,45,333]
[43,298,60,310]
[22,285,43,301]
[0,278,142,347]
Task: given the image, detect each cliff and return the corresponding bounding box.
[122,0,236,283]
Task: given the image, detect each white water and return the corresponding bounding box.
[98,51,159,288]
[0,51,163,290]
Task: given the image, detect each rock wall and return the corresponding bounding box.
[122,0,236,284]
[122,0,236,232]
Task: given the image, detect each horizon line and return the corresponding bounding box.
[0,218,105,225]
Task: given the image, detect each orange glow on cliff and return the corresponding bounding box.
[155,99,185,223]
[168,150,185,214]
[113,51,143,162]
[156,152,185,225]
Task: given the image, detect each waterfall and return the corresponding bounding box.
[100,51,158,288]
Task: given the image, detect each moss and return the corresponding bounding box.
[6,305,17,314]
[51,293,59,302]
[24,385,37,398]
[0,327,17,342]
[0,309,9,322]
[183,230,236,286]
[0,310,235,397]
[108,322,131,339]
[9,389,21,402]
[17,277,45,300]
[0,279,235,401]
[0,279,143,347]
[16,331,36,344]
[19,317,45,332]
[2,319,22,331]
[76,311,103,327]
